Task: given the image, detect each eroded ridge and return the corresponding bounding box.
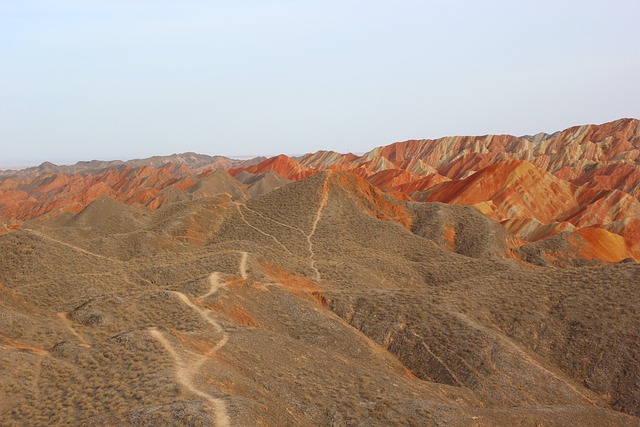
[307,174,330,281]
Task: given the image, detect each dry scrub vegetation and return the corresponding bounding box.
[0,171,638,426]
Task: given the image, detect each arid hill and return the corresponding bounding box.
[229,118,640,263]
[0,120,639,425]
[4,118,637,262]
[0,168,638,425]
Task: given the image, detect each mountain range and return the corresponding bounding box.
[0,119,639,425]
[2,118,639,263]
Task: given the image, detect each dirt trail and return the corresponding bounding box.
[31,355,44,400]
[410,331,464,387]
[236,205,292,254]
[25,229,123,264]
[149,271,234,427]
[239,252,248,280]
[450,311,598,405]
[241,205,306,236]
[201,252,246,300]
[149,328,230,427]
[201,273,225,299]
[408,328,516,404]
[171,291,229,351]
[307,175,330,281]
[239,176,329,282]
[56,312,90,347]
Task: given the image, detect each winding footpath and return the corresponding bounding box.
[25,229,123,264]
[149,328,230,427]
[235,205,292,255]
[307,175,330,281]
[239,175,330,282]
[148,255,251,427]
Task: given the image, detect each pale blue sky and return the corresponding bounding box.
[1,0,639,163]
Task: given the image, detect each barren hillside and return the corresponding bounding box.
[0,169,638,426]
[1,120,639,425]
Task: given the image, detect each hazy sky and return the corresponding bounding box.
[1,0,639,163]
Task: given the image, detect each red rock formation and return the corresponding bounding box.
[328,172,413,229]
[417,159,639,261]
[299,150,358,169]
[1,118,638,262]
[0,165,196,221]
[229,154,315,181]
[367,169,419,190]
[569,163,640,199]
[572,227,639,262]
[420,160,580,223]
[391,173,451,196]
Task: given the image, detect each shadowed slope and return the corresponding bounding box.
[188,169,247,202]
[235,170,292,198]
[409,202,523,259]
[65,195,147,234]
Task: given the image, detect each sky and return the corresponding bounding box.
[1,0,639,164]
